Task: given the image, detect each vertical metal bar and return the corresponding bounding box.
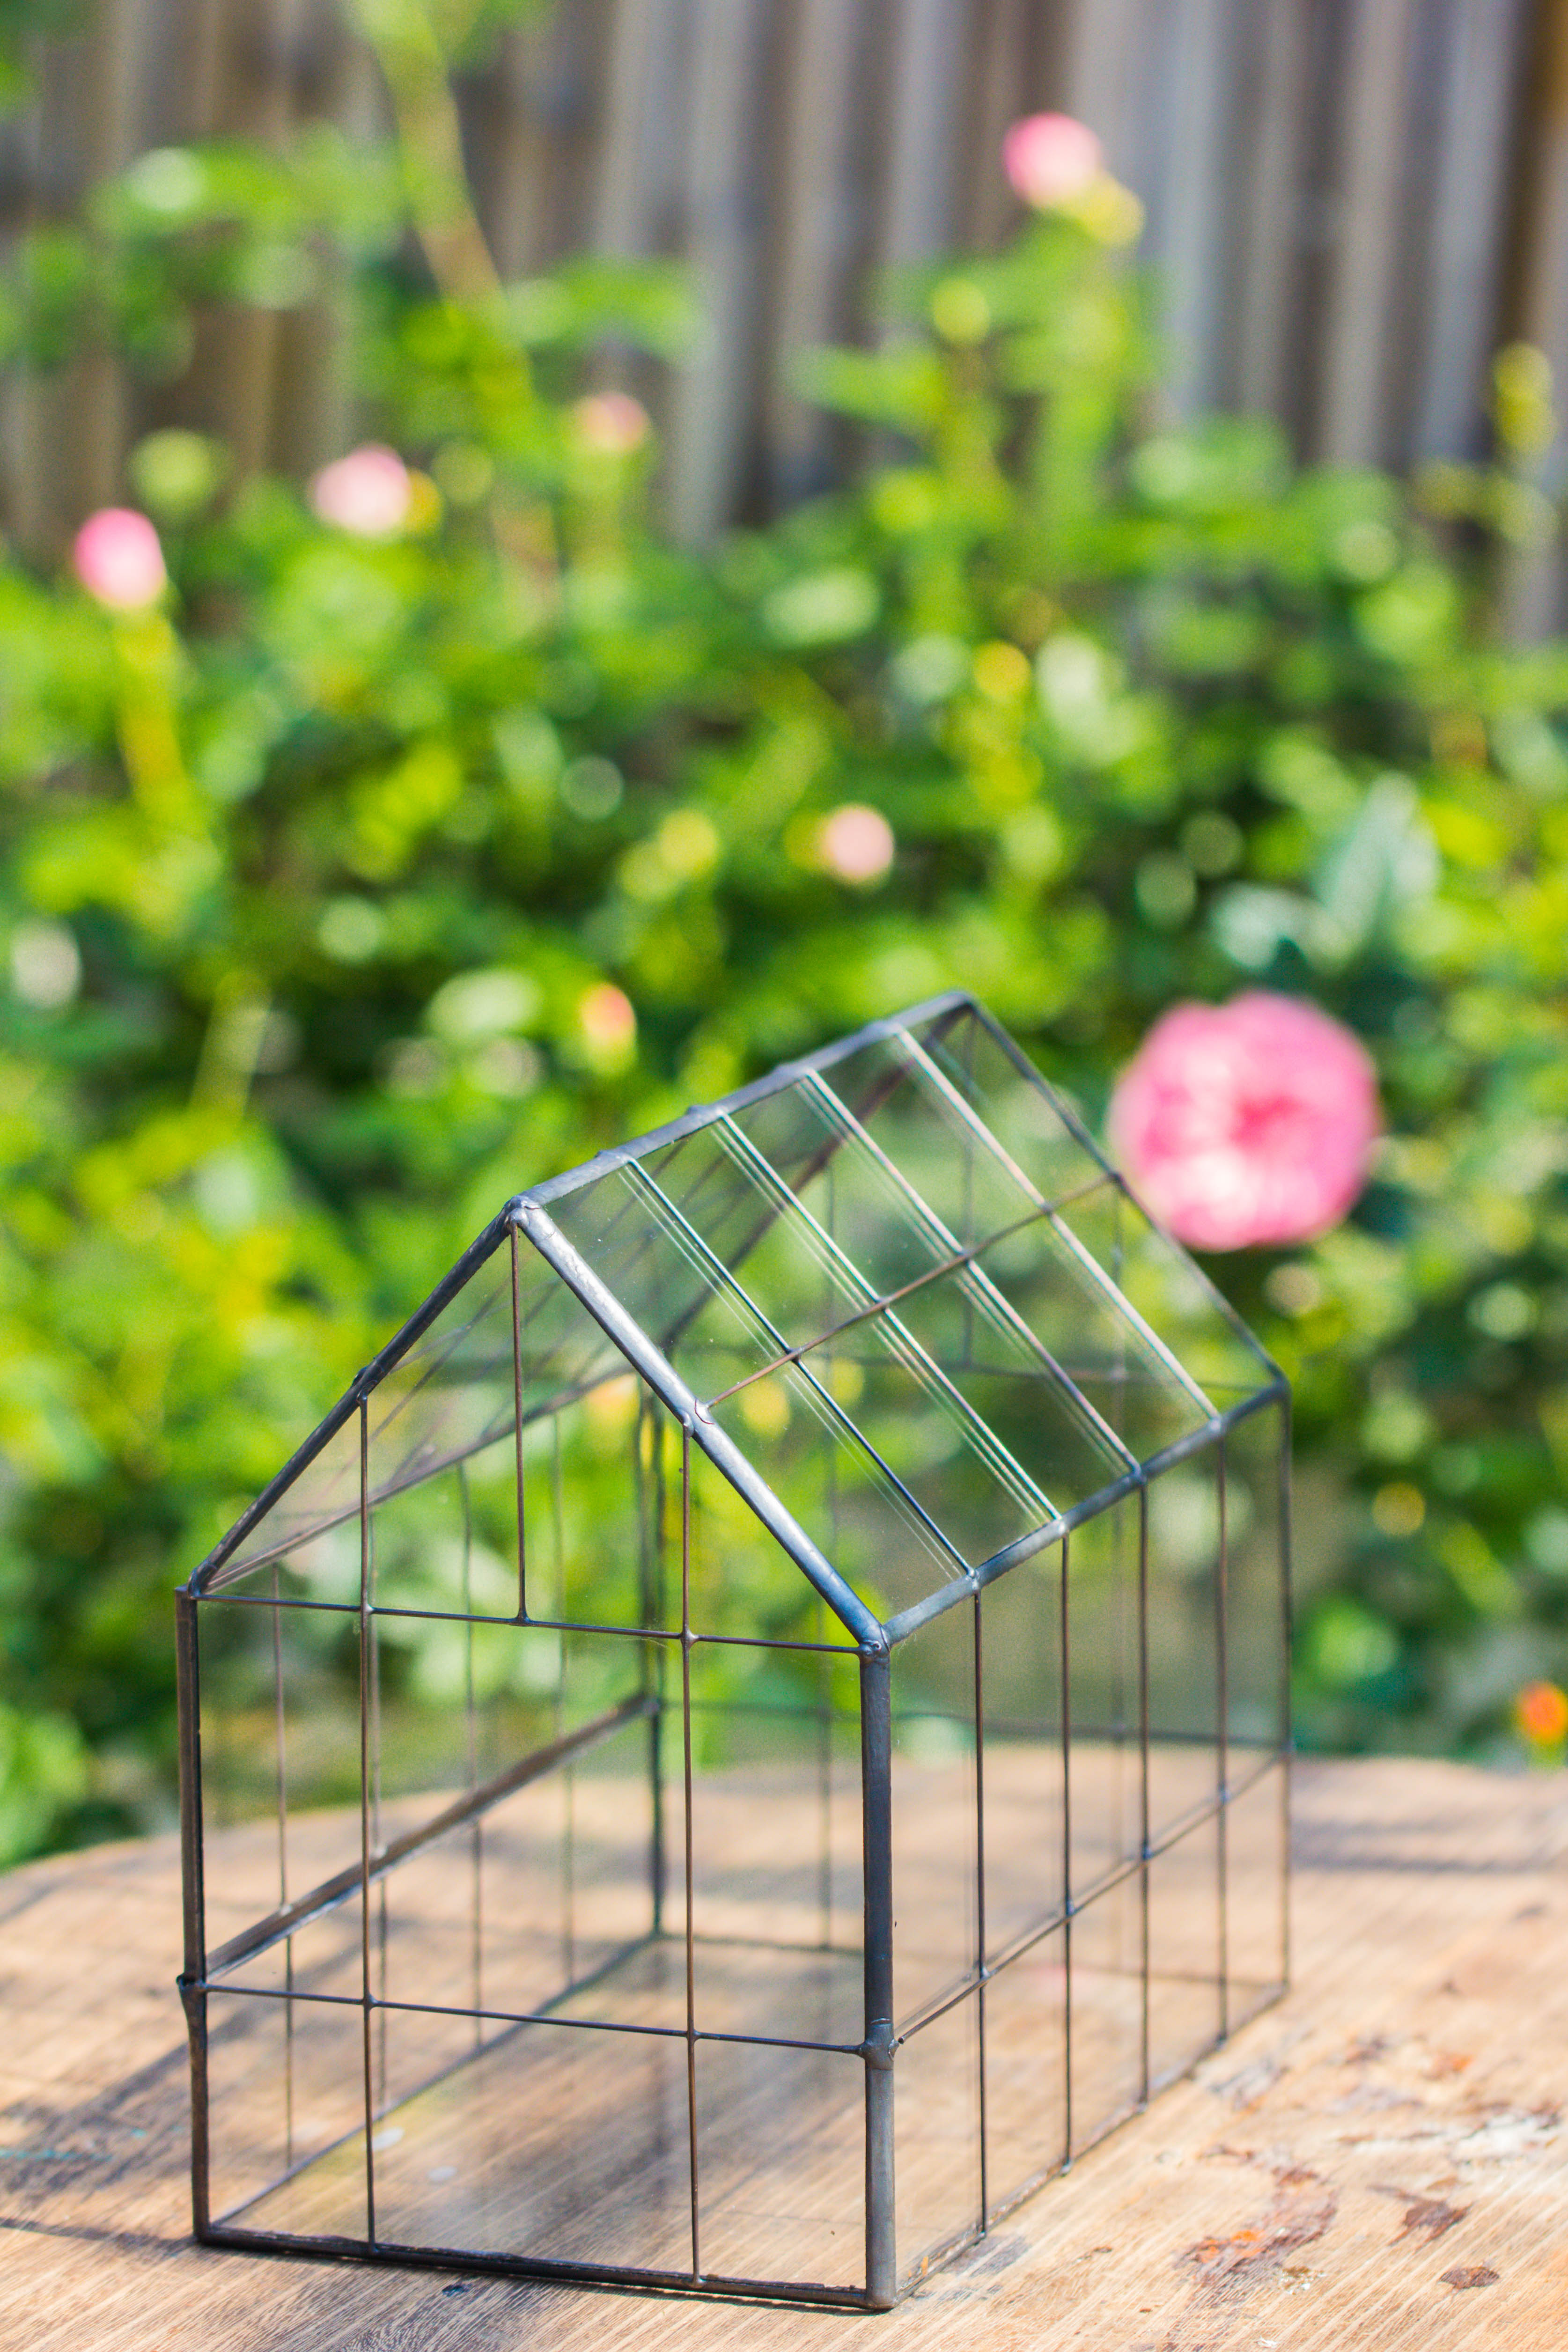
[639,1374,663,1928]
[357,1397,377,2245]
[819,1157,837,1954]
[861,1645,896,2307]
[271,1563,293,2168]
[1138,1486,1150,2110]
[511,1222,528,1618]
[680,1421,701,2283]
[1060,1532,1073,2166]
[175,1586,210,2237]
[1216,1433,1230,2042]
[551,1414,577,1983]
[461,1460,482,2047]
[973,1588,987,2232]
[1280,1389,1294,1992]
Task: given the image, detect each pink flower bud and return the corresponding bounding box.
[1002,113,1104,211]
[578,982,637,1058]
[309,444,412,538]
[1108,992,1380,1251]
[819,804,895,885]
[73,507,168,610]
[571,394,652,459]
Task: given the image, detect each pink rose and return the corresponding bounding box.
[73,508,167,610]
[1108,992,1380,1251]
[309,444,412,538]
[1002,113,1103,211]
[571,393,652,458]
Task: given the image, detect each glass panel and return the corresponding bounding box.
[1225,1402,1289,1765]
[1067,1500,1142,1902]
[1148,1814,1223,2092]
[1146,1450,1222,1842]
[207,1985,367,2239]
[685,1640,863,2046]
[219,1411,362,1580]
[725,1079,973,1303]
[1060,1184,1274,1404]
[813,1041,1044,1255]
[362,2013,692,2269]
[369,1378,679,1637]
[197,1592,362,1964]
[891,1603,977,2029]
[984,1927,1067,2214]
[909,1003,1111,1206]
[1225,1762,1287,2032]
[1067,1870,1143,2156]
[979,1551,1064,1963]
[644,1117,866,1360]
[895,1992,982,2285]
[972,1217,1208,1466]
[891,1262,1130,1522]
[362,1251,518,1505]
[486,1712,666,2026]
[707,1351,964,1622]
[685,1440,853,1646]
[547,1163,775,1399]
[695,2041,865,2289]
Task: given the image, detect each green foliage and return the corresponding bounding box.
[2,114,1568,1860]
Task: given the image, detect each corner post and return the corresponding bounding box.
[175,1585,210,2236]
[861,1643,895,2307]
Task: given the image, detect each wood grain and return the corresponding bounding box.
[0,1755,1564,2347]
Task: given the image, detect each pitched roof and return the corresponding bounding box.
[191,994,1281,1646]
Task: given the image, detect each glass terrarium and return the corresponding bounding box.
[177,992,1289,2309]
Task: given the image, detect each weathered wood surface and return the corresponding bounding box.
[0,1754,1565,2347]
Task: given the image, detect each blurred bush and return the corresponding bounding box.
[2,32,1567,1855]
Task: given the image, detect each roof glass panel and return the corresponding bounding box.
[546,1162,782,1399]
[817,1033,1048,1247]
[905,1002,1111,1208]
[972,1215,1212,1463]
[1059,1184,1276,1403]
[889,1264,1133,1518]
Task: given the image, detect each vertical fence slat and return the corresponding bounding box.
[664,0,773,542]
[1315,0,1421,465]
[1415,0,1529,459]
[1229,0,1313,420]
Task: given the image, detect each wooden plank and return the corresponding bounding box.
[1413,0,1527,460]
[1314,0,1421,465]
[664,0,773,542]
[0,1757,1564,2345]
[1229,0,1314,419]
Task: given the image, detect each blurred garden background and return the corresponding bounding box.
[3,0,1568,1861]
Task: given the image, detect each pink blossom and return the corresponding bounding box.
[1108,992,1379,1251]
[73,508,167,610]
[578,982,637,1063]
[571,393,652,458]
[309,444,412,538]
[1002,113,1104,211]
[819,804,894,884]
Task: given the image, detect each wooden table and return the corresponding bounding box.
[0,1756,1563,2351]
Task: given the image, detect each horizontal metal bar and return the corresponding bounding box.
[207,1694,653,1980]
[199,2225,877,2310]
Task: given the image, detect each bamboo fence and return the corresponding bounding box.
[3,0,1568,616]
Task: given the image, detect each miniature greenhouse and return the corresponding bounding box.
[177,992,1290,2309]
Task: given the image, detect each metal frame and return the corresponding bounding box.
[177,993,1291,2311]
